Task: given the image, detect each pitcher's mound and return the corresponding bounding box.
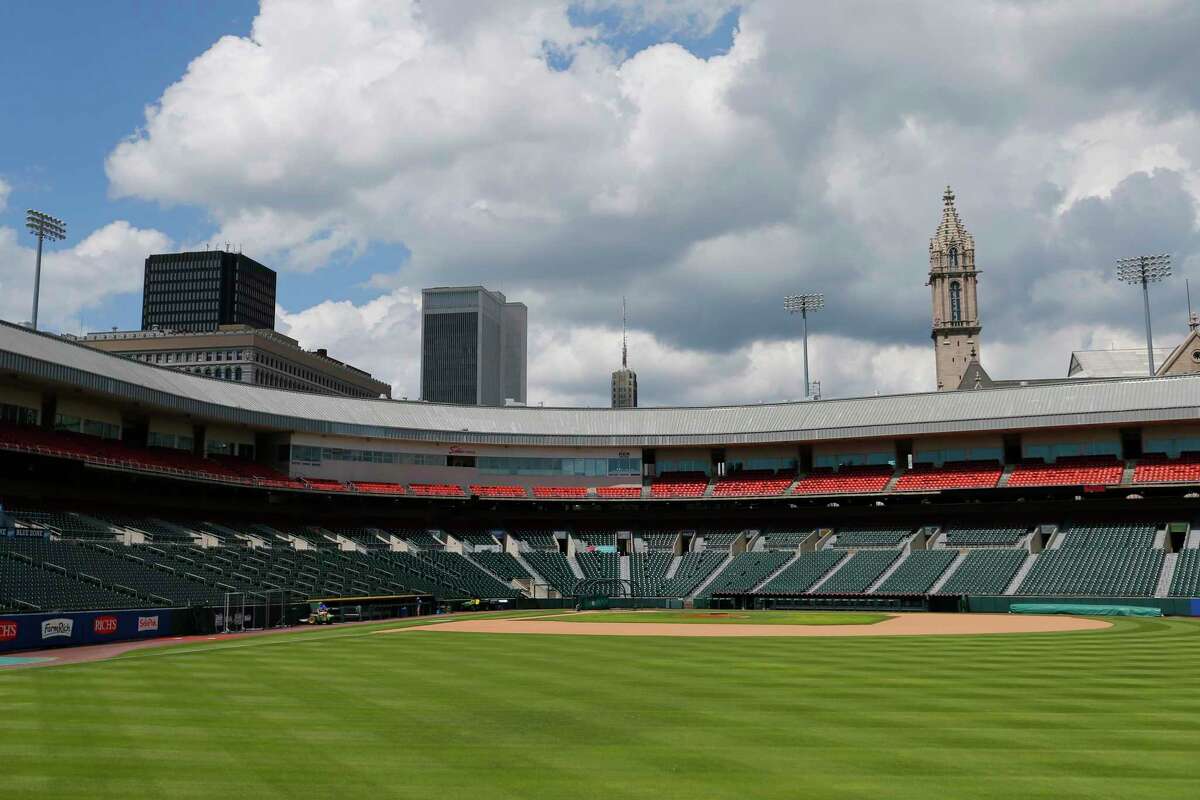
[392,612,1111,638]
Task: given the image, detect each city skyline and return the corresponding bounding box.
[2,2,1199,406]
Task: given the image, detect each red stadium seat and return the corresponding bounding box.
[711,472,794,497]
[894,461,1002,492]
[350,481,407,495]
[650,472,709,498]
[408,483,466,497]
[792,466,894,495]
[1132,454,1200,484]
[596,485,643,499]
[1006,457,1123,487]
[469,485,529,498]
[302,477,350,492]
[532,486,589,499]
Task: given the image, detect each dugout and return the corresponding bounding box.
[712,592,941,612]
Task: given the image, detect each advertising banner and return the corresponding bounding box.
[0,608,177,653]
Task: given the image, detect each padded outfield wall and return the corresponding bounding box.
[967,595,1200,616]
[0,607,185,653]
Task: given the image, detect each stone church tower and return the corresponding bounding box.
[929,186,981,390]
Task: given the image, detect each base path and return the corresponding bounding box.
[397,612,1111,638]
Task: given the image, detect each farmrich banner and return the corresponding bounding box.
[0,608,180,653]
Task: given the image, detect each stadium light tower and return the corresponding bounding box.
[24,210,67,331]
[784,292,824,400]
[1116,254,1171,376]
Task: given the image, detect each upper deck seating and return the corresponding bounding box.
[596,485,642,499]
[650,473,709,498]
[711,473,793,497]
[469,485,528,499]
[1006,457,1123,488]
[792,466,893,495]
[350,481,407,495]
[532,486,588,499]
[1133,454,1200,484]
[408,483,466,498]
[894,461,1003,492]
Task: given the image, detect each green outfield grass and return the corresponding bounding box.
[2,613,1199,799]
[543,610,890,625]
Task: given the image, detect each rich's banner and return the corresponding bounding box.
[0,608,178,653]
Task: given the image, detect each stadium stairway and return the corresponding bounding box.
[567,554,585,579]
[996,463,1016,487]
[1155,553,1178,598]
[805,552,854,593]
[511,551,546,586]
[689,553,734,598]
[749,550,802,592]
[1121,460,1137,485]
[927,550,969,594]
[663,555,682,580]
[619,555,632,582]
[865,551,911,593]
[881,471,903,493]
[1004,553,1037,595]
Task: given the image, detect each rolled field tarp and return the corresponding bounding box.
[1009,603,1163,617]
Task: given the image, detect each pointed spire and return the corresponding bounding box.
[621,296,628,368]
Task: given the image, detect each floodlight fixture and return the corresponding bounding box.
[1116,254,1171,376]
[24,210,68,331]
[784,292,825,400]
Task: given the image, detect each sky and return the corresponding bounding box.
[2,0,1199,406]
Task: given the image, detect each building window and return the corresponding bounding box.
[948,246,958,268]
[949,281,962,322]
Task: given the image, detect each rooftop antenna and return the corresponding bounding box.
[621,296,628,368]
[1188,278,1198,332]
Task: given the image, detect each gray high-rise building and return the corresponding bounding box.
[611,298,638,408]
[420,286,527,406]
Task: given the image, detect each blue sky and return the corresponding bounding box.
[0,1,738,334]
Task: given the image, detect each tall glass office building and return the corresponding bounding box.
[420,287,527,406]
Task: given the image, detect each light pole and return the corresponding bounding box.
[784,292,824,399]
[1116,254,1171,376]
[24,210,67,331]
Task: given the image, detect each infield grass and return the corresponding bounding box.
[542,609,889,625]
[2,612,1199,799]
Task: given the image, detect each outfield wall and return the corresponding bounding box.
[967,596,1200,616]
[0,607,183,653]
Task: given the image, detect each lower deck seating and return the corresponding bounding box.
[640,532,679,551]
[8,510,117,540]
[576,552,619,579]
[699,530,741,550]
[833,529,910,548]
[1168,549,1200,597]
[811,550,901,594]
[874,550,957,594]
[756,530,813,550]
[470,552,530,581]
[936,549,1027,595]
[629,553,673,596]
[661,552,727,596]
[513,532,558,550]
[1017,548,1164,596]
[701,551,792,595]
[942,526,1027,546]
[758,551,844,593]
[522,551,578,594]
[1057,523,1157,550]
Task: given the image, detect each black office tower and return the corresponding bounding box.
[141,251,276,332]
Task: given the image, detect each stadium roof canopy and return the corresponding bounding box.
[1,320,1198,447]
[1068,348,1174,379]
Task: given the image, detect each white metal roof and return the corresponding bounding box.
[2,321,1198,447]
[1068,348,1173,379]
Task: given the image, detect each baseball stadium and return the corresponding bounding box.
[1,318,1199,798]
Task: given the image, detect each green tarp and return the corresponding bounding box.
[1010,603,1162,617]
